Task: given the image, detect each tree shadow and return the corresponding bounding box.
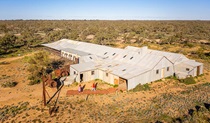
[51,60,65,69]
[188,109,194,116]
[54,78,61,89]
[204,103,210,110]
[195,105,201,112]
[173,117,182,123]
[82,84,86,92]
[95,82,98,90]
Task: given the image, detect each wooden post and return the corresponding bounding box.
[43,79,47,106]
[47,84,64,104]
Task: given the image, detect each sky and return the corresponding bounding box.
[0,0,210,20]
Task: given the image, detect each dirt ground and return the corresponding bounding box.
[0,53,210,122]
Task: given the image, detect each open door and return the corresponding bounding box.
[197,66,200,76]
[80,74,83,82]
[118,77,127,90]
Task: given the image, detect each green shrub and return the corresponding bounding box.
[131,83,150,92]
[179,76,196,85]
[1,81,18,88]
[158,114,173,122]
[27,51,51,85]
[28,79,40,85]
[202,82,210,87]
[184,42,194,48]
[0,61,10,65]
[72,82,78,86]
[113,84,118,88]
[166,75,178,80]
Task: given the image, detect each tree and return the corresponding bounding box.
[0,34,17,53]
[27,51,51,85]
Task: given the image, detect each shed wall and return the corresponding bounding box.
[61,51,80,62]
[80,70,97,82]
[70,67,79,82]
[127,71,151,90]
[175,64,194,74]
[97,70,119,84]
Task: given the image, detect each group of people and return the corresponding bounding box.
[78,82,97,93]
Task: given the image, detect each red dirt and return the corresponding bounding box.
[66,88,118,96]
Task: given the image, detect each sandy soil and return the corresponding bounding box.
[0,53,209,122]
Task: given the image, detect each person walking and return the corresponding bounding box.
[92,82,96,91]
[78,84,82,92]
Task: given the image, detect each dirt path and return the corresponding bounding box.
[66,88,118,96]
[0,52,37,63]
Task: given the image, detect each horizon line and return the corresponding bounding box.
[0,19,210,21]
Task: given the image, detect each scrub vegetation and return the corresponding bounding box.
[0,20,210,63]
[1,81,18,88]
[0,20,210,122]
[179,76,196,85]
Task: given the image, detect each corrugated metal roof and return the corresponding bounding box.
[71,62,97,72]
[43,39,202,79]
[147,49,188,64]
[42,39,79,50]
[62,48,90,56]
[79,55,100,63]
[180,60,203,67]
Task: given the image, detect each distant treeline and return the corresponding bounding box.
[0,20,210,56]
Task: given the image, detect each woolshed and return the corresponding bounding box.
[43,39,203,90]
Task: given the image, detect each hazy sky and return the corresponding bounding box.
[0,0,210,20]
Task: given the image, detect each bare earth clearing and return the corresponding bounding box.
[0,53,210,122]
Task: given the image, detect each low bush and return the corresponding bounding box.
[202,82,210,87]
[28,79,40,85]
[131,83,150,92]
[113,84,118,88]
[1,81,18,88]
[0,61,10,65]
[179,76,196,85]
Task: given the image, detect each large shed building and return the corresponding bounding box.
[43,39,203,90]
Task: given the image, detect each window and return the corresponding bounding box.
[186,68,190,71]
[91,71,95,75]
[122,69,126,71]
[167,67,169,71]
[74,71,76,75]
[89,57,92,59]
[156,70,159,74]
[123,55,127,58]
[104,52,107,55]
[113,53,116,56]
[108,65,111,67]
[106,73,109,77]
[130,57,133,60]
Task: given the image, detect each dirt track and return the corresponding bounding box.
[66,88,118,96]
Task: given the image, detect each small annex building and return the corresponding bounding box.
[42,39,203,90]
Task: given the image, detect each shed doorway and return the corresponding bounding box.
[75,58,79,64]
[118,77,127,90]
[80,74,83,82]
[197,66,200,76]
[114,79,119,85]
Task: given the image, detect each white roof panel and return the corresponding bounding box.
[181,60,203,67]
[43,39,202,80]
